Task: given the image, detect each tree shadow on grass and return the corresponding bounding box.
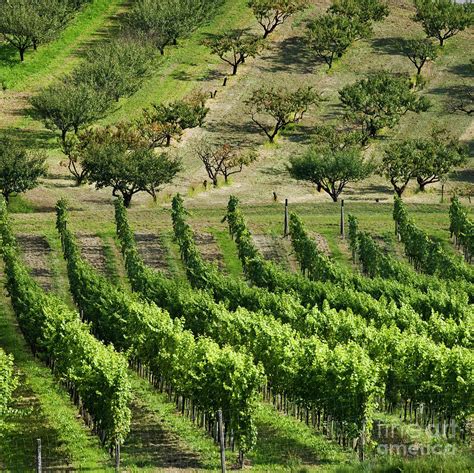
[2,127,58,151]
[257,36,317,75]
[370,37,405,57]
[0,44,21,67]
[448,62,473,79]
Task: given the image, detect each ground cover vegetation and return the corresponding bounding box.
[0,0,472,470]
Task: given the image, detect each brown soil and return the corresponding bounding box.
[77,234,108,276]
[16,234,53,291]
[135,232,169,274]
[194,232,226,272]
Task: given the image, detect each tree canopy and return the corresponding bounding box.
[139,96,209,147]
[0,0,72,61]
[203,29,264,75]
[80,125,181,206]
[247,86,320,142]
[196,141,257,186]
[305,14,358,69]
[380,133,468,195]
[329,0,389,38]
[413,0,474,46]
[0,136,47,202]
[289,145,373,201]
[248,0,309,38]
[30,80,111,142]
[339,72,430,142]
[401,38,438,75]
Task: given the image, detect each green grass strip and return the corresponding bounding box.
[0,0,124,91]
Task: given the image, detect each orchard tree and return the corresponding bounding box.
[0,136,47,202]
[450,84,473,116]
[380,140,419,196]
[0,0,70,61]
[139,97,209,147]
[412,133,468,191]
[289,145,373,201]
[196,141,257,185]
[247,86,320,142]
[30,80,111,142]
[311,124,365,149]
[248,0,309,38]
[413,0,474,47]
[339,72,430,142]
[81,126,181,207]
[203,30,264,75]
[72,38,152,102]
[329,0,389,38]
[305,14,357,69]
[126,0,222,54]
[402,38,438,75]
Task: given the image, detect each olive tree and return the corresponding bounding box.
[289,145,373,201]
[305,14,358,69]
[402,38,438,75]
[80,126,181,207]
[413,0,474,47]
[0,136,47,202]
[248,0,309,38]
[247,86,320,142]
[203,30,264,75]
[339,72,430,142]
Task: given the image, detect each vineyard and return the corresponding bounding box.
[0,0,473,471]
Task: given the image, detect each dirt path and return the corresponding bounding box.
[135,232,169,274]
[252,234,295,270]
[194,232,226,272]
[77,234,108,276]
[16,234,54,291]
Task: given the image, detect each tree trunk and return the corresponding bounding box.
[2,191,10,203]
[123,193,133,208]
[166,135,172,146]
[232,63,238,75]
[19,48,25,62]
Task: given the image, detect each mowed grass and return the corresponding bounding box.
[0,0,124,91]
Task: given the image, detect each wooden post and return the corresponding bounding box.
[359,419,365,462]
[441,183,445,203]
[115,441,120,472]
[340,199,345,239]
[283,199,289,238]
[217,410,226,473]
[36,438,42,473]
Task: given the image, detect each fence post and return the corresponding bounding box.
[36,438,42,473]
[217,410,226,473]
[115,441,120,472]
[359,418,365,462]
[340,199,345,239]
[284,199,289,238]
